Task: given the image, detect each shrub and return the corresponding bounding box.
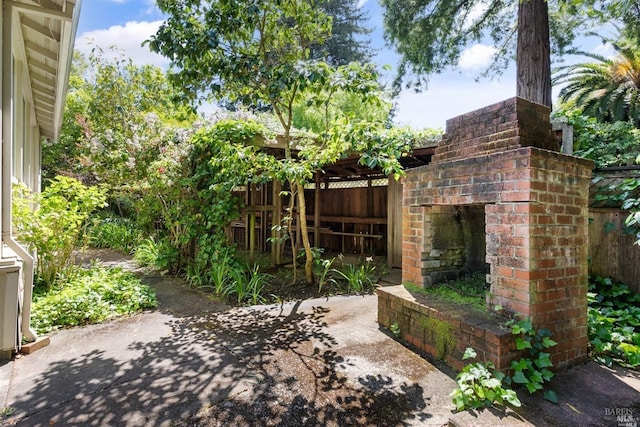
[87,214,141,253]
[13,176,107,288]
[223,263,271,305]
[554,110,640,168]
[504,318,557,403]
[133,237,160,268]
[450,347,521,411]
[30,266,157,333]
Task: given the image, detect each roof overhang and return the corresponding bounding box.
[8,0,82,141]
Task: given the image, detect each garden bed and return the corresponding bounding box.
[377,285,519,372]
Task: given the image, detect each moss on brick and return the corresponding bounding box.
[420,316,456,360]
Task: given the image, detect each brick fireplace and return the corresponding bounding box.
[400,97,593,369]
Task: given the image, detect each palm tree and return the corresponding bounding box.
[554,37,640,126]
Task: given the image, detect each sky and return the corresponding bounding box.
[74,0,613,130]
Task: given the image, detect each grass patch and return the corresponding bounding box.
[31,266,157,334]
[404,272,489,311]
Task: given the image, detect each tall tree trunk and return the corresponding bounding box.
[516,0,552,108]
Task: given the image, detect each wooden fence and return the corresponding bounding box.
[589,208,640,293]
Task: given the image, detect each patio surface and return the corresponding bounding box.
[1,269,638,426]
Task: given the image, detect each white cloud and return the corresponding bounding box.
[75,20,168,68]
[458,44,497,72]
[143,0,162,15]
[357,0,369,8]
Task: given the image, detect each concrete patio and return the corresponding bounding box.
[1,275,638,426]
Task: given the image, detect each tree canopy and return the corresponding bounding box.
[309,0,373,65]
[44,48,195,187]
[147,0,414,283]
[555,36,640,126]
[380,0,638,91]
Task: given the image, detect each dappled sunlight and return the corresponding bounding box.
[5,294,435,426]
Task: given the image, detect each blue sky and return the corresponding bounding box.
[74,0,611,130]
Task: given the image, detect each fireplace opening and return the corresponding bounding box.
[424,204,489,288]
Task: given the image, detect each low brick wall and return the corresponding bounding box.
[377,285,518,372]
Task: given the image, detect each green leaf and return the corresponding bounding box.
[463,347,477,360]
[516,337,532,350]
[503,389,522,407]
[511,358,528,371]
[482,378,502,389]
[512,371,528,384]
[526,381,543,393]
[544,390,558,403]
[534,352,553,368]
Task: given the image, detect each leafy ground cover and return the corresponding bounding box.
[588,276,640,368]
[30,266,157,334]
[86,213,141,254]
[404,273,489,312]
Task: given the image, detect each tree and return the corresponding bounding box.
[309,0,373,65]
[148,0,405,283]
[566,1,640,39]
[47,48,196,190]
[380,0,635,106]
[293,89,391,133]
[554,37,640,126]
[517,0,552,107]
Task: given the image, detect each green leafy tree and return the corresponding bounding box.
[565,1,640,40]
[148,0,410,283]
[554,109,640,167]
[42,52,91,183]
[554,36,640,126]
[292,60,392,133]
[381,0,552,105]
[309,0,373,65]
[293,89,391,132]
[46,48,196,191]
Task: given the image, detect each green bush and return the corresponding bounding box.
[87,215,141,253]
[13,176,107,288]
[133,237,179,272]
[133,237,160,268]
[223,263,271,305]
[504,318,557,402]
[554,110,640,168]
[588,276,640,368]
[30,266,157,334]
